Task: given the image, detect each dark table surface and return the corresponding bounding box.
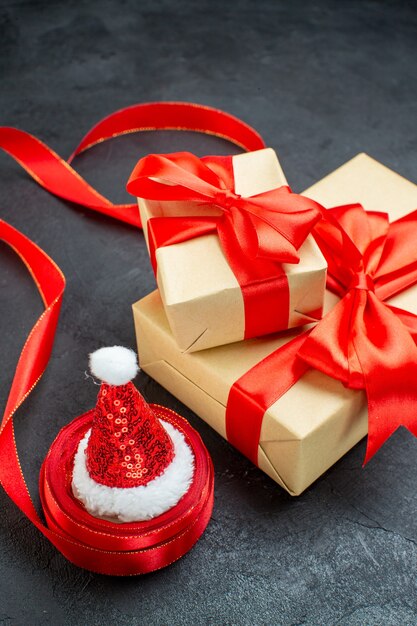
[1,1,416,624]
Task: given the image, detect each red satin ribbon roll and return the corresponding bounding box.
[226,204,417,466]
[41,406,214,575]
[0,102,261,573]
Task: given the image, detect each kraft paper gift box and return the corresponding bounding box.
[133,148,327,352]
[133,154,417,495]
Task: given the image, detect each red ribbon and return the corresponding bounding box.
[127,152,323,338]
[0,218,214,575]
[226,204,417,465]
[0,102,265,225]
[41,406,214,575]
[0,102,261,573]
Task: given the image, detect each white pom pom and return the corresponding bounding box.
[89,346,139,386]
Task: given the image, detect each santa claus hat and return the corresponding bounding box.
[72,346,194,523]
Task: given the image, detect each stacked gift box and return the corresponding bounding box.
[128,148,417,496]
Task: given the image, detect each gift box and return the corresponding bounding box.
[133,154,417,495]
[128,148,327,352]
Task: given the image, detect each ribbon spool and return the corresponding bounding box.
[41,405,214,575]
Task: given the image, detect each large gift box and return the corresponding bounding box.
[128,148,327,352]
[133,154,417,495]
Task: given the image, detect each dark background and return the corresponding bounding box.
[1,1,416,624]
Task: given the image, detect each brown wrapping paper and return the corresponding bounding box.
[137,148,327,352]
[133,154,417,495]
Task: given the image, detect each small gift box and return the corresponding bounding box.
[133,154,417,495]
[127,148,327,352]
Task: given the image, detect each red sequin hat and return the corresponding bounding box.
[70,346,196,524]
[86,348,174,489]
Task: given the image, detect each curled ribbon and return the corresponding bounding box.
[226,203,417,465]
[0,101,266,226]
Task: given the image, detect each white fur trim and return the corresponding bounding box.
[89,346,139,386]
[72,420,195,523]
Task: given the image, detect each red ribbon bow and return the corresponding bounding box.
[127,151,323,266]
[304,204,417,462]
[227,203,417,465]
